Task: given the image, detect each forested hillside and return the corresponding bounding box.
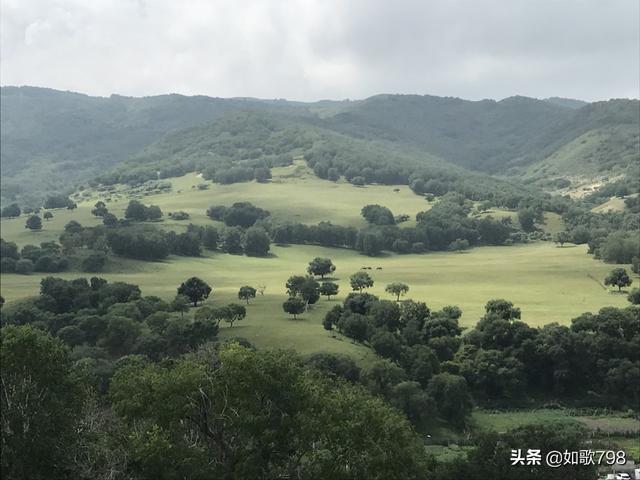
[1,86,638,208]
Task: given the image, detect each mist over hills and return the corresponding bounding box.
[1,86,637,206]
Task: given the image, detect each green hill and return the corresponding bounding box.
[1,87,637,207]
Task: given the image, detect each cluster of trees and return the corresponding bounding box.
[206,201,270,227]
[325,291,639,427]
[43,194,77,210]
[561,202,639,264]
[1,325,432,479]
[1,238,70,274]
[124,199,163,221]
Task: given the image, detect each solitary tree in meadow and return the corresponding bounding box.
[604,268,632,292]
[238,286,257,304]
[283,297,306,319]
[307,257,336,278]
[350,271,374,292]
[43,212,53,221]
[177,277,212,306]
[25,215,42,231]
[320,282,339,300]
[554,231,571,247]
[385,282,410,302]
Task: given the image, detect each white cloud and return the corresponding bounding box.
[1,0,638,101]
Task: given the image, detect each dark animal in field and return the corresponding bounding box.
[376,267,383,270]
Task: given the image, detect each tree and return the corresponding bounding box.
[361,205,395,225]
[632,256,640,275]
[1,203,21,218]
[319,282,339,300]
[299,277,320,306]
[1,326,87,479]
[92,201,108,217]
[385,282,409,301]
[125,199,149,221]
[222,227,244,254]
[627,288,640,305]
[604,268,632,292]
[224,303,247,327]
[307,257,336,278]
[177,277,212,306]
[43,211,53,221]
[427,373,472,428]
[82,253,107,272]
[283,297,305,319]
[25,214,42,231]
[554,231,571,247]
[350,271,374,292]
[171,294,191,317]
[517,208,536,232]
[286,275,307,296]
[244,227,271,256]
[15,259,34,274]
[102,212,118,227]
[238,285,257,304]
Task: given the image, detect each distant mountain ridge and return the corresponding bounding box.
[1,86,638,206]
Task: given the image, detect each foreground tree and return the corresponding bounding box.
[307,257,336,278]
[177,277,212,306]
[283,297,306,319]
[604,268,632,292]
[350,271,374,292]
[385,282,409,301]
[109,344,431,479]
[223,303,247,327]
[238,285,257,304]
[1,326,88,479]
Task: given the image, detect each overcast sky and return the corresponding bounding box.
[1,0,638,102]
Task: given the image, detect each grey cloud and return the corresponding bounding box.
[1,0,637,101]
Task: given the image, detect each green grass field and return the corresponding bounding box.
[1,169,635,357]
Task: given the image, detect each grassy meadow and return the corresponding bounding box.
[1,168,635,357]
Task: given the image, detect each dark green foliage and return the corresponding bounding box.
[177,277,212,306]
[434,422,597,480]
[208,201,270,228]
[107,229,169,260]
[108,344,431,479]
[282,297,306,319]
[219,226,243,254]
[350,271,374,291]
[427,373,472,428]
[307,257,336,278]
[305,352,361,382]
[604,267,632,291]
[628,288,640,304]
[238,285,257,304]
[15,259,34,274]
[1,203,20,217]
[243,226,270,256]
[44,194,75,209]
[124,199,163,221]
[25,214,42,230]
[1,325,88,480]
[319,281,339,300]
[361,204,395,225]
[82,253,107,272]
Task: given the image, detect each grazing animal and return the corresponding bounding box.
[376,267,383,270]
